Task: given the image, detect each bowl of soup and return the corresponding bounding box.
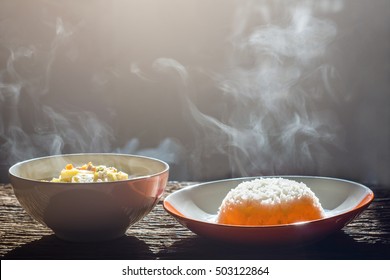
[9,153,169,242]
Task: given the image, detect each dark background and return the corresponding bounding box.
[0,0,389,185]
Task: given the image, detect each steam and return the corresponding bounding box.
[0,17,114,165]
[1,0,351,181]
[148,0,345,179]
[0,14,185,175]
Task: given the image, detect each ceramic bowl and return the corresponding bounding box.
[9,153,169,242]
[164,176,374,245]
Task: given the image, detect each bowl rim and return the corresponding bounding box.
[8,153,169,184]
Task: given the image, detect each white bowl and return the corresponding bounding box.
[9,153,169,242]
[164,176,374,245]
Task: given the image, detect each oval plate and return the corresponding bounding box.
[163,176,374,245]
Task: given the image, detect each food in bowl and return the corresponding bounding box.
[216,178,324,226]
[9,153,169,242]
[48,162,129,183]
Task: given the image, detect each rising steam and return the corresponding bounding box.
[0,17,114,165]
[1,0,352,181]
[148,0,346,179]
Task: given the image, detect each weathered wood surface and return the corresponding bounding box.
[1,182,389,260]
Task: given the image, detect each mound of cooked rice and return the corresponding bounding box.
[216,178,324,226]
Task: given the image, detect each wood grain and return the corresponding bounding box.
[1,182,389,260]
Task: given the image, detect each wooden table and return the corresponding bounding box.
[1,182,389,260]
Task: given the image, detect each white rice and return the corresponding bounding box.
[217,177,325,225]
